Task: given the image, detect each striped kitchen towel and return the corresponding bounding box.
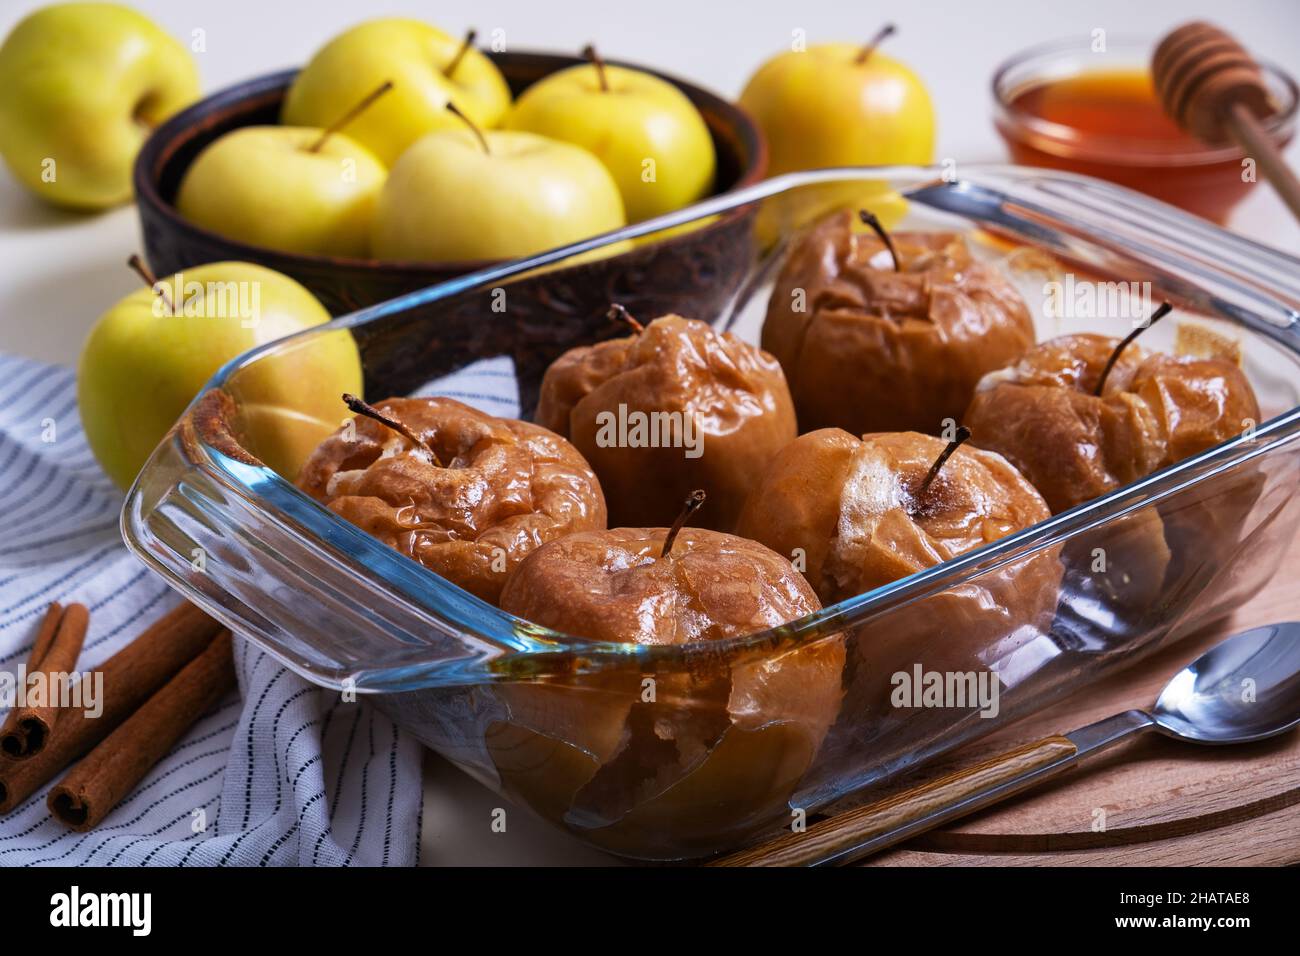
[0,350,519,866]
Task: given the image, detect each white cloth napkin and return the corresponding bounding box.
[0,351,525,866]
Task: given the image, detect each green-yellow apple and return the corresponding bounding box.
[78,259,362,489]
[0,2,199,210]
[739,27,934,241]
[282,19,511,167]
[371,126,626,262]
[176,103,388,257]
[740,29,934,174]
[505,48,715,222]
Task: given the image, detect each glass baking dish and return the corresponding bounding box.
[122,166,1300,861]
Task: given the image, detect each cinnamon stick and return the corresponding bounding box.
[0,603,63,751]
[49,631,235,831]
[26,603,65,665]
[0,601,222,813]
[0,603,89,758]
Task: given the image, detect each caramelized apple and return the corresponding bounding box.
[963,331,1260,514]
[494,497,844,857]
[965,327,1262,614]
[535,311,796,531]
[297,395,606,604]
[735,429,1060,724]
[762,211,1035,435]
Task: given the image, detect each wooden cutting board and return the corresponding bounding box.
[859,535,1300,867]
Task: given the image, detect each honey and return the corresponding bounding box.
[997,68,1272,223]
[1014,70,1187,143]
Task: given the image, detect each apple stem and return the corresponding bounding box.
[661,489,706,558]
[127,254,173,314]
[581,44,610,92]
[1094,301,1173,396]
[855,23,897,65]
[918,426,971,499]
[342,394,444,467]
[446,28,478,78]
[307,80,395,153]
[858,209,901,272]
[608,303,644,334]
[445,102,491,155]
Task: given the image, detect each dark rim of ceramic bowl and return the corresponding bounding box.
[133,50,768,275]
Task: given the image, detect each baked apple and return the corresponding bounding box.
[735,429,1060,725]
[964,317,1262,611]
[762,210,1035,435]
[494,492,845,857]
[297,395,606,604]
[963,322,1261,514]
[534,310,796,531]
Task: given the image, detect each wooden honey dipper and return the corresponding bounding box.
[1153,21,1300,220]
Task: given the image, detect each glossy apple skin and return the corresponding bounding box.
[740,42,934,174]
[737,430,1053,604]
[497,526,844,857]
[371,129,626,262]
[740,42,935,243]
[281,18,511,167]
[763,213,1035,435]
[176,127,387,258]
[78,262,362,490]
[505,63,715,222]
[965,332,1264,618]
[964,334,1261,514]
[297,396,607,605]
[535,314,796,532]
[736,429,1060,733]
[0,2,199,209]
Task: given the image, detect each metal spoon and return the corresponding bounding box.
[715,622,1300,867]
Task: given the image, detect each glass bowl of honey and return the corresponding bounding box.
[993,35,1297,222]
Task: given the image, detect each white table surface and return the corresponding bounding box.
[1,0,1295,866]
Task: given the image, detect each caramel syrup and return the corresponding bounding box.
[1000,68,1262,223]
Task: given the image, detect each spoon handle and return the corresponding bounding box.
[714,711,1155,867]
[713,735,1078,866]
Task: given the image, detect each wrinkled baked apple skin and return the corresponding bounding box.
[736,430,1054,603]
[762,211,1035,436]
[535,314,797,532]
[964,333,1260,514]
[736,429,1061,727]
[965,333,1263,621]
[297,396,607,604]
[494,527,845,857]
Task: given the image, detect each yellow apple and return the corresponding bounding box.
[0,2,200,210]
[371,128,626,262]
[78,261,362,489]
[740,39,934,174]
[176,126,387,257]
[740,34,935,242]
[281,19,511,167]
[505,57,715,222]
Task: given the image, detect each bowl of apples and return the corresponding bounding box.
[133,20,766,369]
